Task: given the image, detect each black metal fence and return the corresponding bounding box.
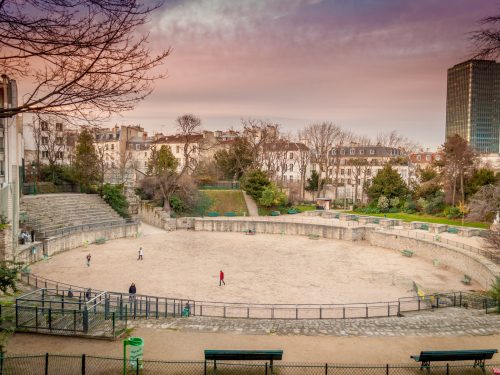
[19,273,499,322]
[0,354,499,374]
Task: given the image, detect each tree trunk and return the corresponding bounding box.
[163,197,172,216]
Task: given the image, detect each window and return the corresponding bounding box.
[56,137,63,145]
[41,121,48,131]
[41,151,49,158]
[135,144,140,150]
[111,162,115,168]
[350,148,355,155]
[55,123,63,131]
[425,155,431,161]
[41,137,48,145]
[332,149,337,155]
[289,164,293,172]
[366,169,372,176]
[144,152,147,157]
[176,146,180,153]
[340,149,345,155]
[416,155,421,161]
[435,155,441,161]
[289,175,293,182]
[359,149,365,155]
[289,152,293,159]
[340,169,345,175]
[369,149,375,155]
[111,144,114,150]
[284,164,287,172]
[347,178,351,184]
[144,161,147,167]
[0,160,4,175]
[347,169,351,176]
[56,151,63,159]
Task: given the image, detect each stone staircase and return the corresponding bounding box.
[20,194,127,238]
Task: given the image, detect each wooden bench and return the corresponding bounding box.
[401,249,414,257]
[287,209,299,214]
[308,234,320,240]
[94,237,106,245]
[206,212,219,217]
[223,212,237,217]
[447,227,459,234]
[462,274,472,285]
[420,224,429,230]
[243,229,256,235]
[411,349,498,372]
[269,211,280,216]
[204,350,283,373]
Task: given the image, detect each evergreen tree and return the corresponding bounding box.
[73,129,98,191]
[367,164,409,202]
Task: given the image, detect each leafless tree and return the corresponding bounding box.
[29,115,68,180]
[472,14,500,59]
[296,131,311,201]
[241,118,280,170]
[175,114,206,174]
[303,122,342,197]
[467,182,500,222]
[0,1,169,121]
[376,130,420,152]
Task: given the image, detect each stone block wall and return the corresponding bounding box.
[137,201,176,231]
[0,225,13,261]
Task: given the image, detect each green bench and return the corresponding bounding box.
[372,218,380,224]
[95,237,106,244]
[287,209,299,214]
[401,249,414,257]
[462,274,472,285]
[243,229,256,235]
[204,350,283,373]
[207,212,220,217]
[447,227,459,234]
[411,349,498,372]
[308,234,320,240]
[223,211,237,217]
[420,224,429,230]
[269,211,280,216]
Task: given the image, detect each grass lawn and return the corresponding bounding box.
[347,211,489,229]
[201,190,248,216]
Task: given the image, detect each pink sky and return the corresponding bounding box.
[108,0,499,149]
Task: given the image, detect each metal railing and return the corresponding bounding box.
[20,273,498,321]
[0,354,499,374]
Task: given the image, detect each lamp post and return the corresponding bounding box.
[31,161,37,195]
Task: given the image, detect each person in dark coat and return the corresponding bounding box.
[129,283,137,300]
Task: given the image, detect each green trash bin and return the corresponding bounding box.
[124,337,144,373]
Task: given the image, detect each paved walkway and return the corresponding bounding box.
[130,308,500,337]
[242,191,259,216]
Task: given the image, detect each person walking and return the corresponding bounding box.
[137,247,143,261]
[86,253,91,267]
[85,288,92,301]
[219,270,225,286]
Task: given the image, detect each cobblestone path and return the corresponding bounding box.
[129,308,500,337]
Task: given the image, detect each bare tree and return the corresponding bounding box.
[376,130,420,152]
[0,1,169,120]
[175,114,205,174]
[241,119,280,170]
[303,122,342,197]
[296,131,310,201]
[472,14,500,59]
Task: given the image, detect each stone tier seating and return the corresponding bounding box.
[21,194,126,238]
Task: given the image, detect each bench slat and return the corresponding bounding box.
[412,349,498,362]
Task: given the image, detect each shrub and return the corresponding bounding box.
[240,170,271,201]
[403,199,417,214]
[444,206,461,219]
[101,184,129,218]
[259,184,288,207]
[417,198,428,212]
[377,195,389,212]
[424,191,445,215]
[389,197,400,208]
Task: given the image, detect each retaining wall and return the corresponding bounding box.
[194,218,499,289]
[194,218,365,241]
[138,201,176,231]
[366,230,499,289]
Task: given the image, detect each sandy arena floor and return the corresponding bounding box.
[29,224,477,305]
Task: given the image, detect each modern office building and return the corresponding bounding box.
[446,59,500,153]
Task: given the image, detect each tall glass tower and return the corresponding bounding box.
[446,59,500,154]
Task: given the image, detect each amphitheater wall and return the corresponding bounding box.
[366,230,499,289]
[137,201,176,231]
[42,223,138,258]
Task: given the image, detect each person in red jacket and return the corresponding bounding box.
[219,270,225,286]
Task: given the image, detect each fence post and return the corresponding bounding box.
[320,307,322,319]
[485,299,488,314]
[81,354,86,375]
[73,310,77,333]
[343,306,345,319]
[155,298,159,319]
[325,363,328,374]
[386,363,389,375]
[45,353,49,375]
[436,296,439,309]
[459,292,462,307]
[265,362,268,375]
[200,304,203,317]
[112,312,116,337]
[365,305,368,318]
[48,308,52,331]
[446,363,449,375]
[136,358,139,375]
[224,306,226,318]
